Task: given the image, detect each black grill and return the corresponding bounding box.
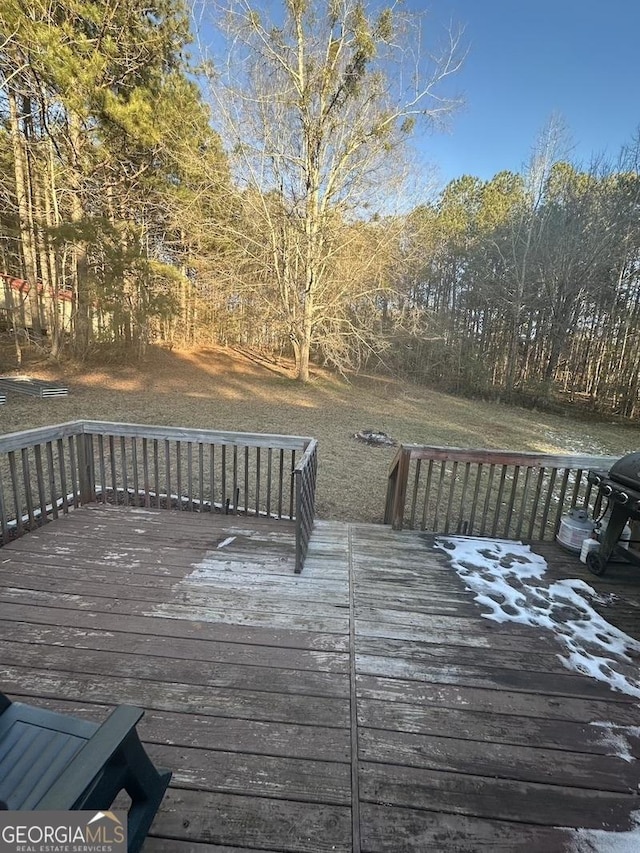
[586,452,640,576]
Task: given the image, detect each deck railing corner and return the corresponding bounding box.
[0,421,319,572]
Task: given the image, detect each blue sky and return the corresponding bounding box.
[420,0,640,186]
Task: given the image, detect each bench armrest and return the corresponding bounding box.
[36,705,144,810]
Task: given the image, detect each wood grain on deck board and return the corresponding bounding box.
[0,601,349,651]
[357,697,640,752]
[0,666,351,728]
[9,694,351,762]
[0,640,350,698]
[357,727,639,792]
[0,586,349,632]
[359,803,581,853]
[355,634,573,673]
[360,761,637,827]
[0,567,350,614]
[2,620,348,673]
[152,788,352,853]
[356,654,632,701]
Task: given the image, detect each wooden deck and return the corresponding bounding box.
[1,505,640,851]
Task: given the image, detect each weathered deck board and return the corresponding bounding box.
[359,803,575,853]
[0,665,350,728]
[27,693,352,762]
[349,522,640,852]
[360,760,636,825]
[152,788,352,852]
[0,601,349,651]
[357,726,639,792]
[1,507,639,851]
[1,620,348,673]
[1,640,350,698]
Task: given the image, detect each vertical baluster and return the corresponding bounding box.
[57,438,69,513]
[527,468,546,540]
[142,438,151,507]
[515,466,533,539]
[289,450,296,520]
[8,451,23,536]
[552,469,571,538]
[209,444,215,512]
[198,443,204,512]
[131,437,139,505]
[97,435,106,503]
[432,461,447,531]
[255,447,261,516]
[266,448,273,517]
[570,469,584,508]
[244,446,249,516]
[421,460,434,530]
[67,436,79,508]
[109,436,117,505]
[232,445,238,513]
[502,465,521,538]
[176,440,182,510]
[457,462,471,535]
[468,463,483,535]
[186,441,193,511]
[0,465,8,543]
[539,468,558,539]
[480,464,496,535]
[164,440,171,508]
[33,444,47,525]
[221,445,227,511]
[153,439,160,507]
[409,459,421,529]
[490,465,508,537]
[120,436,129,506]
[443,460,458,534]
[46,441,59,519]
[277,449,284,518]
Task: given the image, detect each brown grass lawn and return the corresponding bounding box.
[0,344,638,523]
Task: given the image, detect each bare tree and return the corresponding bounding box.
[201,0,464,380]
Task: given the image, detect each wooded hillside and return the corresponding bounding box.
[1,1,639,417]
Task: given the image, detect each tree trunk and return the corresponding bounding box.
[44,141,63,357]
[68,112,91,356]
[8,87,42,335]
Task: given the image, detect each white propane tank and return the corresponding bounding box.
[556,508,594,553]
[597,514,632,550]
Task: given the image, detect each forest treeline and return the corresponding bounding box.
[1,0,639,417]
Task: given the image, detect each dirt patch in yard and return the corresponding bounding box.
[0,344,637,523]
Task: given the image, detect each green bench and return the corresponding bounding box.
[0,691,171,852]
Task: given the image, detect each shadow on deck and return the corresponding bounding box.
[1,505,640,851]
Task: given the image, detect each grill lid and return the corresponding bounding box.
[609,451,640,490]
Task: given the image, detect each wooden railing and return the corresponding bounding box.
[384,444,618,540]
[0,421,318,572]
[293,439,318,573]
[0,422,86,541]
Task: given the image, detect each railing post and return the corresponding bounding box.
[294,467,302,574]
[384,447,400,524]
[76,431,95,505]
[293,439,317,574]
[384,446,411,530]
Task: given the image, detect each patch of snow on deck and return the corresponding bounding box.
[590,722,640,764]
[564,810,640,852]
[435,536,640,699]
